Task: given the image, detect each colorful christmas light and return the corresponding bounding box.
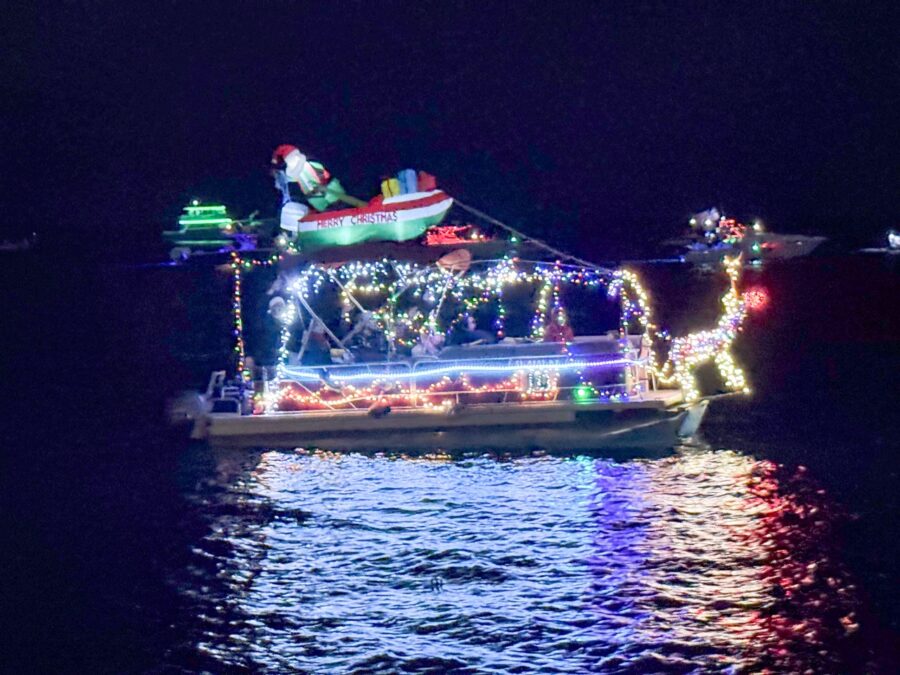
[229,252,282,377]
[229,254,750,410]
[610,256,749,401]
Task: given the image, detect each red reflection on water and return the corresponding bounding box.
[740,461,859,672]
[581,452,861,671]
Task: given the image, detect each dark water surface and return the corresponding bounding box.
[168,445,872,673]
[4,254,898,672]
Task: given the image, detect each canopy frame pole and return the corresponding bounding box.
[331,275,367,313]
[294,293,346,352]
[429,269,464,333]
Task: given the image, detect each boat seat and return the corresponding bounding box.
[205,370,227,397]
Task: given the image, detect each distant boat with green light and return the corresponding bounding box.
[163,201,261,259]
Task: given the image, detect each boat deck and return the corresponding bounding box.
[202,389,687,452]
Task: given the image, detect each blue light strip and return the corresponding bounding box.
[281,356,638,384]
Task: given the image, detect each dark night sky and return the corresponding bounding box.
[3,1,898,259]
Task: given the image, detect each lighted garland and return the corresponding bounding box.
[231,257,245,374]
[282,258,611,352]
[663,257,748,401]
[245,256,750,408]
[273,299,297,382]
[607,268,669,376]
[494,282,507,338]
[609,256,749,401]
[530,273,555,339]
[273,373,526,411]
[229,252,282,378]
[268,367,638,413]
[284,258,611,303]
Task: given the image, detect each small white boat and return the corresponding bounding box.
[0,233,36,253]
[684,232,827,265]
[859,230,900,256]
[678,210,826,265]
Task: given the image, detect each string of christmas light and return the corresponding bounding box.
[609,256,749,401]
[273,299,297,383]
[229,252,283,378]
[608,268,669,377]
[254,256,750,409]
[281,355,635,383]
[661,257,749,401]
[285,258,611,303]
[231,254,245,375]
[494,281,507,338]
[269,370,640,412]
[530,273,555,339]
[273,373,526,411]
[278,258,610,360]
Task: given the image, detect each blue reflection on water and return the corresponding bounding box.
[176,449,860,673]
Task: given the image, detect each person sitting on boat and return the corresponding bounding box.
[450,314,497,346]
[411,330,445,358]
[543,308,574,343]
[344,311,387,362]
[301,319,332,366]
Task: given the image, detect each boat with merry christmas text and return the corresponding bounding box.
[281,188,454,250]
[273,144,454,250]
[170,147,755,454]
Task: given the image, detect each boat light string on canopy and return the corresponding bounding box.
[284,258,614,301]
[264,256,750,403]
[230,256,750,405]
[279,258,614,351]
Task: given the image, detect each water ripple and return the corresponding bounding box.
[171,449,865,672]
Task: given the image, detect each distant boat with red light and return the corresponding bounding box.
[677,208,826,265]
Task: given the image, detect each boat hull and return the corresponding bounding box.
[196,397,704,454]
[162,227,235,248]
[684,233,826,264]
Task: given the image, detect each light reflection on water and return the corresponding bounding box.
[174,449,861,672]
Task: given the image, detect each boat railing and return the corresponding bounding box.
[280,353,634,384]
[276,351,650,411]
[202,370,249,414]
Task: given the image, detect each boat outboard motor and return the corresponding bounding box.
[167,391,212,425]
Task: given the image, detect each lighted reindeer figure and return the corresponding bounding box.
[610,256,749,402]
[665,257,749,400]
